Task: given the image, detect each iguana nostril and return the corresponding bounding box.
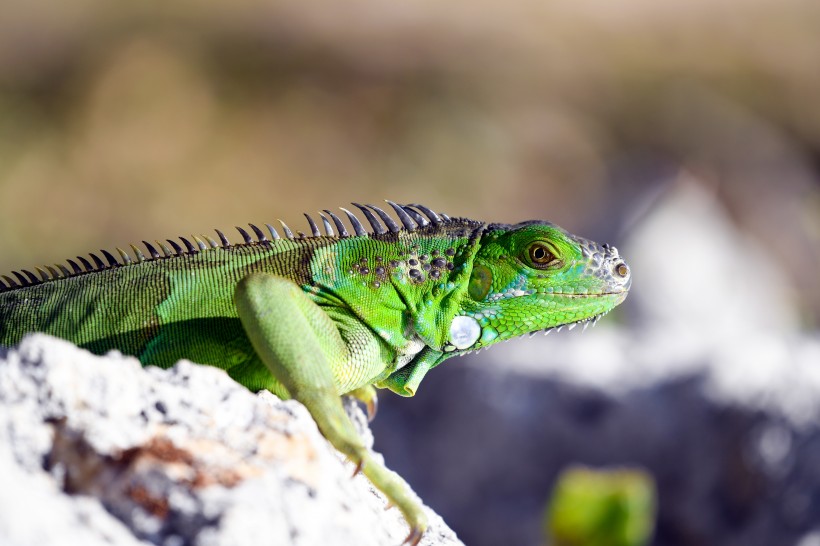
[615,262,629,278]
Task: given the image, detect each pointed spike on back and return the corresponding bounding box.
[203,235,219,248]
[192,235,208,250]
[116,248,132,265]
[46,265,61,279]
[407,203,443,225]
[101,249,119,267]
[0,278,7,291]
[166,239,184,255]
[157,241,173,258]
[318,213,335,236]
[340,207,367,236]
[303,214,321,237]
[77,256,94,272]
[264,224,280,241]
[13,271,29,285]
[142,241,160,260]
[235,227,253,245]
[180,237,198,253]
[400,205,429,227]
[366,204,401,233]
[278,220,295,239]
[130,245,146,262]
[249,224,267,242]
[67,259,83,274]
[22,269,39,283]
[2,275,19,288]
[352,203,387,235]
[215,229,231,247]
[35,267,50,281]
[386,200,417,231]
[57,264,72,276]
[89,253,106,269]
[324,210,349,237]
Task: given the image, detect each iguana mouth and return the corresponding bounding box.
[545,291,627,298]
[495,289,627,303]
[547,311,608,334]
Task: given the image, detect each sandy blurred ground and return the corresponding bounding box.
[1,0,819,323]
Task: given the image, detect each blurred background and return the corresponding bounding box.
[2,0,819,544]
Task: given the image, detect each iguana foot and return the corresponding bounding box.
[354,454,427,544]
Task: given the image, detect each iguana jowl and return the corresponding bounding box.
[0,202,631,544]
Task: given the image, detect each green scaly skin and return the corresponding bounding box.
[0,202,631,544]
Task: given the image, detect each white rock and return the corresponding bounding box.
[0,334,462,546]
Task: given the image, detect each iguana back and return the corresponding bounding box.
[0,205,483,393]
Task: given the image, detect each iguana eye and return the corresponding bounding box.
[527,243,558,268]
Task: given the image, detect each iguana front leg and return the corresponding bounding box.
[233,272,427,544]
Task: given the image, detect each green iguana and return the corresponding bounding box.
[0,202,631,544]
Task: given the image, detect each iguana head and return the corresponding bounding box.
[447,221,631,351]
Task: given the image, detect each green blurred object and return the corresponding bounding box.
[545,466,656,546]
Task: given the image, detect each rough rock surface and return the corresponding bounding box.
[0,334,462,546]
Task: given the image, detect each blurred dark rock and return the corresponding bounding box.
[375,363,820,546]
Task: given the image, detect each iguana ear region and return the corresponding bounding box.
[468,263,492,301]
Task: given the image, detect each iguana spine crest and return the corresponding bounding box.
[0,202,474,292]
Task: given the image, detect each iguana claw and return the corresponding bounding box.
[352,458,364,478]
[348,385,379,421]
[403,526,424,546]
[366,395,378,421]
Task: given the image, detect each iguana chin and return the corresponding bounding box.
[0,201,631,544]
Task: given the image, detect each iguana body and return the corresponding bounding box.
[0,202,631,543]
